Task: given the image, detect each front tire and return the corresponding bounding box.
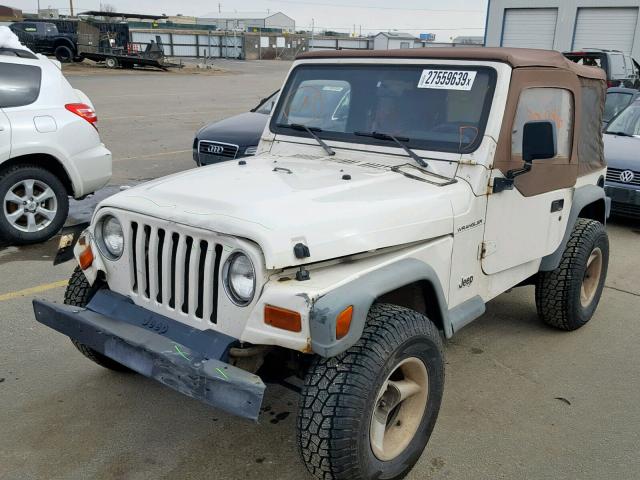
[297,304,445,480]
[54,45,74,63]
[536,218,609,331]
[64,267,132,372]
[0,165,69,245]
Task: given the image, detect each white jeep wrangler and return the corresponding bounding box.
[34,48,610,480]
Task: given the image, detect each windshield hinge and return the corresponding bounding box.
[480,241,497,259]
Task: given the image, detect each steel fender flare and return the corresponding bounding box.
[308,258,451,358]
[539,184,609,272]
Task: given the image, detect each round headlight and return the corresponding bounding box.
[223,252,256,306]
[97,215,124,259]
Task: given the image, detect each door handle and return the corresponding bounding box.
[550,199,565,212]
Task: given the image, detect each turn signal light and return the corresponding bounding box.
[265,305,302,332]
[77,235,94,270]
[78,245,94,270]
[336,306,354,340]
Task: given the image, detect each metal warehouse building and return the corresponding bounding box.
[196,12,295,32]
[485,0,640,57]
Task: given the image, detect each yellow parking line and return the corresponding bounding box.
[0,280,68,302]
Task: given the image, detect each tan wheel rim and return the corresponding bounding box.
[581,247,603,308]
[369,357,429,462]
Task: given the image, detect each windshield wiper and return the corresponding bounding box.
[277,123,335,156]
[354,131,428,168]
[605,130,633,137]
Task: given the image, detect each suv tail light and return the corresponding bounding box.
[65,103,97,128]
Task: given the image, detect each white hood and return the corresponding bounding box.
[99,155,462,268]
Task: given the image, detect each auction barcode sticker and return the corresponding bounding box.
[417,70,477,90]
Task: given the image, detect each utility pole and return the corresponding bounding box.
[311,18,314,51]
[37,0,40,15]
[218,3,221,13]
[69,0,74,17]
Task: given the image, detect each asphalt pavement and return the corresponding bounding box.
[1,59,639,480]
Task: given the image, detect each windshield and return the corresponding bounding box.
[604,92,634,122]
[606,102,640,136]
[271,64,497,153]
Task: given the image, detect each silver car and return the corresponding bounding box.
[604,99,640,217]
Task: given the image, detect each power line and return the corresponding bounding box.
[303,25,485,31]
[270,0,485,13]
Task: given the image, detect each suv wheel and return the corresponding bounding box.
[54,45,74,63]
[64,267,132,372]
[536,218,609,330]
[297,303,444,480]
[0,165,69,245]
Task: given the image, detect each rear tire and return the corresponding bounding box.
[297,303,445,480]
[105,57,119,69]
[0,165,69,245]
[64,267,132,372]
[54,45,74,63]
[536,219,609,331]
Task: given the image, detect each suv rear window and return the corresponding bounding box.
[0,63,41,108]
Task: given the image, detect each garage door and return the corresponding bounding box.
[573,8,638,55]
[501,8,558,49]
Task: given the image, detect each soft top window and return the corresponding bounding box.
[271,64,497,154]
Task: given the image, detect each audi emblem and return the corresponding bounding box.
[206,145,225,154]
[619,170,635,183]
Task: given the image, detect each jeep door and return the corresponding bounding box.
[482,68,579,275]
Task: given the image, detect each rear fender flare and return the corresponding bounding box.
[539,184,609,271]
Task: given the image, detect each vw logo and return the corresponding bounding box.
[206,144,224,154]
[619,170,635,183]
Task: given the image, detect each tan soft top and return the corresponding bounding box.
[297,47,606,80]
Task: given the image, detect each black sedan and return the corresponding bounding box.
[193,90,278,166]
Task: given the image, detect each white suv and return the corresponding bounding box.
[0,31,111,244]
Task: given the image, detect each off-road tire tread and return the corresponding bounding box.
[64,267,131,372]
[0,164,69,244]
[297,303,444,480]
[535,218,608,331]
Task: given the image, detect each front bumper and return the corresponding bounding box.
[33,290,265,421]
[605,184,640,217]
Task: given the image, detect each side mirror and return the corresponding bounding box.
[522,120,557,163]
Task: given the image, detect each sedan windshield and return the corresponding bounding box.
[271,64,497,153]
[606,102,640,136]
[604,93,634,123]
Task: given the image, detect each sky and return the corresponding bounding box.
[8,0,489,41]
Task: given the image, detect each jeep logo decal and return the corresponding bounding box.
[142,317,169,334]
[458,275,474,289]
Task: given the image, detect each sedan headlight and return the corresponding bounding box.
[223,251,256,306]
[244,145,258,156]
[95,215,124,260]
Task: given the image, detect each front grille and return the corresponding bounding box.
[606,167,640,186]
[611,201,640,217]
[198,140,239,164]
[129,220,223,323]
